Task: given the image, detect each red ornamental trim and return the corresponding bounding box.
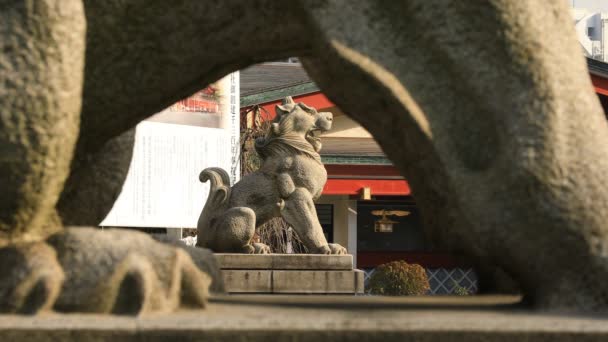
[323,179,410,196]
[253,92,335,121]
[591,73,608,96]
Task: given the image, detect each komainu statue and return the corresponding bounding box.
[197,97,346,255]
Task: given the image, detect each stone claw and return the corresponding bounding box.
[327,243,347,255]
[46,227,215,315]
[311,244,346,255]
[0,227,221,315]
[252,243,271,254]
[0,242,64,314]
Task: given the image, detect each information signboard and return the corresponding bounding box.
[100,72,240,228]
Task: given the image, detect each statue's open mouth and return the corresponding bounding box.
[306,129,322,145]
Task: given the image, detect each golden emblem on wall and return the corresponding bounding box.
[371,209,410,233]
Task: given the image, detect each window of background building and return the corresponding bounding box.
[315,204,334,243]
[356,199,426,252]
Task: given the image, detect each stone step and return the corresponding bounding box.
[222,269,364,294]
[215,253,353,270]
[2,296,606,341]
[215,254,363,294]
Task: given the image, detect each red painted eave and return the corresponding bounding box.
[323,178,410,196]
[591,73,608,96]
[325,164,401,177]
[245,92,334,120]
[323,165,410,196]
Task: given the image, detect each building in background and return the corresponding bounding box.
[97,44,608,294]
[240,57,608,294]
[572,7,608,61]
[240,63,477,295]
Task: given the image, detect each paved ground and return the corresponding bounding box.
[1,295,607,341]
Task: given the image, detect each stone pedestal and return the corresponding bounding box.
[215,254,364,294]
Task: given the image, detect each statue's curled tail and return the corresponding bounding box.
[197,167,231,246]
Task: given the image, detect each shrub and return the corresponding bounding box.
[368,260,430,296]
[452,281,470,296]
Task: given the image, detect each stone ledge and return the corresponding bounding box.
[1,296,606,342]
[222,270,364,294]
[222,270,272,293]
[272,270,363,294]
[215,253,353,270]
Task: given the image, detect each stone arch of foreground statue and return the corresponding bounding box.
[1,0,607,313]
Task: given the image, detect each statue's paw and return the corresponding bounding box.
[327,243,347,255]
[0,242,65,314]
[312,245,332,254]
[46,227,218,315]
[252,243,271,254]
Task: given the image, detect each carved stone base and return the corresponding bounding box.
[216,254,364,294]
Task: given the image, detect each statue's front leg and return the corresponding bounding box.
[0,0,84,245]
[0,0,82,314]
[281,188,346,254]
[0,1,222,315]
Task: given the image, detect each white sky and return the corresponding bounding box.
[570,0,608,12]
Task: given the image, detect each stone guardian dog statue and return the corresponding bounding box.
[197,97,346,255]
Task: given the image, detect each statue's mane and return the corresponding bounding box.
[254,102,322,164]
